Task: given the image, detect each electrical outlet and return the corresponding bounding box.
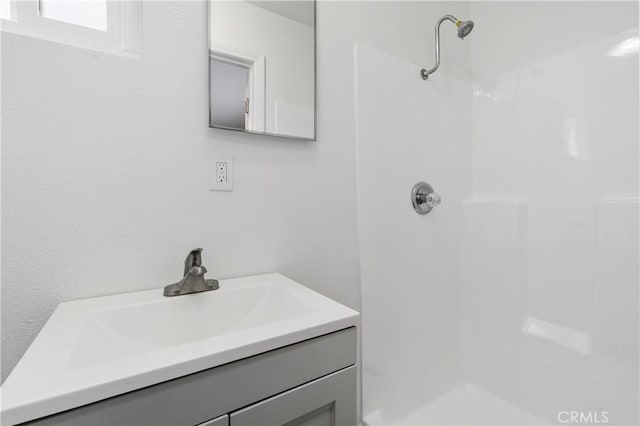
[216,162,227,183]
[210,155,233,191]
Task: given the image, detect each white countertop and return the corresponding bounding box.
[0,273,359,425]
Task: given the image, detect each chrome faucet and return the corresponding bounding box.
[163,248,220,297]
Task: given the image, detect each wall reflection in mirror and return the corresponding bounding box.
[209,0,316,140]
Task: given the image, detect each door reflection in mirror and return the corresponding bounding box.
[210,58,249,130]
[209,0,315,140]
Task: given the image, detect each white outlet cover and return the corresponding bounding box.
[209,154,233,191]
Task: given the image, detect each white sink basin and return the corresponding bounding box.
[1,273,359,426]
[89,284,309,346]
[69,284,311,369]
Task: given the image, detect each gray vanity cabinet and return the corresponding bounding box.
[22,328,357,426]
[230,366,356,426]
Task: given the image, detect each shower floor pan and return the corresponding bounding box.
[364,384,549,426]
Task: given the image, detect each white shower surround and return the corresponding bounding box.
[357,42,471,424]
[357,2,639,424]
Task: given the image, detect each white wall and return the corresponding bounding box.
[1,0,342,382]
[0,0,474,385]
[210,1,314,136]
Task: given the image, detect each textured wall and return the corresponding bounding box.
[0,0,472,383]
[2,1,353,381]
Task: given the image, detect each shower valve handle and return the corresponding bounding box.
[424,192,442,208]
[411,182,441,215]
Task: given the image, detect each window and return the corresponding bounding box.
[0,0,11,20]
[39,0,108,31]
[0,0,141,58]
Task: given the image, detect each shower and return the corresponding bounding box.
[358,2,638,424]
[420,14,474,80]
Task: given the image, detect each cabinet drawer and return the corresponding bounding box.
[230,366,356,426]
[24,328,356,426]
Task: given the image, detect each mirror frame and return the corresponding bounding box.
[207,0,317,141]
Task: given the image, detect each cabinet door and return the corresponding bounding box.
[197,414,229,426]
[230,366,356,426]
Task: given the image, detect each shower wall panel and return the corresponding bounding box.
[356,43,473,425]
[463,26,639,424]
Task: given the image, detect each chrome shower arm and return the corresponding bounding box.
[420,14,474,80]
[421,15,458,80]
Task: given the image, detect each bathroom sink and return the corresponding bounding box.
[87,284,309,346]
[1,273,359,425]
[68,283,311,369]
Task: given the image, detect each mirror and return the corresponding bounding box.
[209,0,316,140]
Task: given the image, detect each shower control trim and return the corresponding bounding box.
[411,182,442,215]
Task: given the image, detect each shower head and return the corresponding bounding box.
[456,20,474,39]
[420,14,475,80]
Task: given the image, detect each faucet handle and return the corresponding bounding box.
[183,248,203,276]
